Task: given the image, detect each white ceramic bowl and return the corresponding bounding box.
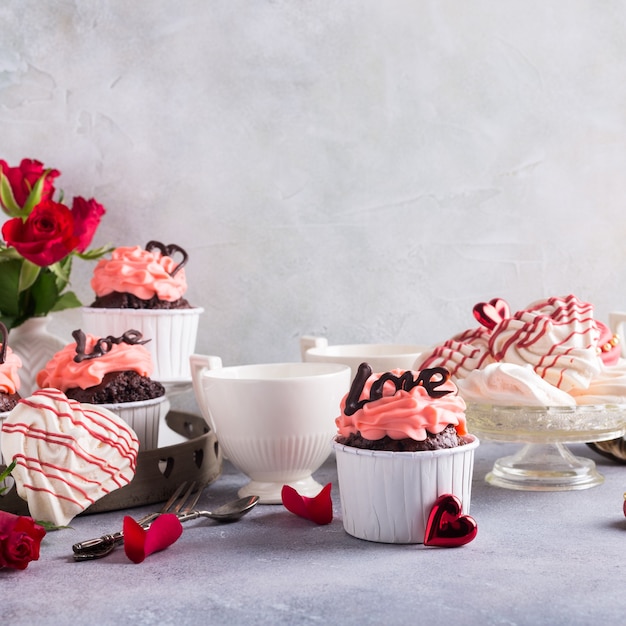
[300,336,427,377]
[191,355,351,503]
[333,434,479,543]
[82,307,204,383]
[99,395,168,451]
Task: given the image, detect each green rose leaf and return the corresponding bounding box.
[29,267,61,316]
[18,258,42,293]
[48,256,72,292]
[76,244,113,260]
[0,172,22,217]
[0,259,22,319]
[0,459,16,495]
[20,171,48,215]
[50,290,81,312]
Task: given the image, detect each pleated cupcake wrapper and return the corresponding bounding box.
[0,411,8,466]
[82,307,204,382]
[332,435,479,544]
[100,396,167,451]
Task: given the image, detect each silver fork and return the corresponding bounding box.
[72,481,205,561]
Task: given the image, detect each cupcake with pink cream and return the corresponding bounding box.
[0,322,22,413]
[1,388,139,525]
[332,362,478,544]
[0,321,22,465]
[36,329,166,449]
[83,241,203,382]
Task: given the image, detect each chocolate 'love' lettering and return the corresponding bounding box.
[73,329,150,362]
[145,240,188,277]
[344,362,453,416]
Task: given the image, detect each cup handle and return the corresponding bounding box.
[608,313,626,358]
[299,336,328,360]
[189,354,223,427]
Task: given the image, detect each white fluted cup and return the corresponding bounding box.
[333,434,479,543]
[300,336,427,378]
[82,307,203,383]
[191,355,351,504]
[99,396,167,451]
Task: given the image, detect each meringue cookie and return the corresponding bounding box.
[456,363,576,407]
[1,388,139,525]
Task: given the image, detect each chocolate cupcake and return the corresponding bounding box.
[36,329,166,450]
[83,241,204,382]
[0,322,21,413]
[0,321,22,465]
[332,362,478,544]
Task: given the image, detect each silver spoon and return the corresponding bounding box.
[176,495,259,524]
[73,495,259,561]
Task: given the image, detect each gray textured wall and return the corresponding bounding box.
[2,0,625,367]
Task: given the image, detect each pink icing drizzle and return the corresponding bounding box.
[36,332,154,391]
[336,367,467,441]
[2,389,138,514]
[417,295,604,392]
[91,245,187,301]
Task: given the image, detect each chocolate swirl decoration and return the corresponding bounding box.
[344,362,453,417]
[0,321,8,365]
[145,241,188,277]
[72,329,150,363]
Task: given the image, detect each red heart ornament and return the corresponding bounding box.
[473,298,511,331]
[424,494,477,548]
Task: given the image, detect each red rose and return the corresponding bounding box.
[2,199,80,266]
[0,158,59,209]
[71,196,105,252]
[0,510,46,570]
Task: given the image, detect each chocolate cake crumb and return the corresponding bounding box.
[0,392,20,413]
[65,371,165,404]
[336,424,464,451]
[91,291,191,310]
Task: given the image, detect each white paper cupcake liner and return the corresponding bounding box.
[332,434,479,544]
[82,307,203,382]
[0,410,8,466]
[98,395,167,451]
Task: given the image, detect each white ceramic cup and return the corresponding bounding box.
[190,355,351,504]
[300,336,427,377]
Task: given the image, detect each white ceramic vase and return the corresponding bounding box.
[9,316,66,396]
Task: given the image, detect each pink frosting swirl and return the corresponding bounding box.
[336,367,467,441]
[0,345,22,394]
[91,245,187,302]
[36,332,154,391]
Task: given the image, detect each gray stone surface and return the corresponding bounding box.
[2,441,626,625]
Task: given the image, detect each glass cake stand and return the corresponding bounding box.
[466,403,626,491]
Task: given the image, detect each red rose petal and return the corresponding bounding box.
[123,513,183,564]
[281,483,333,525]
